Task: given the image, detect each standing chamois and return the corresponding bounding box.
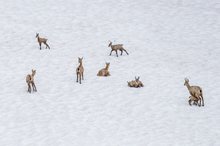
[184,78,204,106]
[26,69,37,93]
[97,62,110,76]
[108,41,129,57]
[76,57,84,84]
[36,33,50,50]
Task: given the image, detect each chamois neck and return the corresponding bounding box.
[185,82,191,90]
[105,66,109,70]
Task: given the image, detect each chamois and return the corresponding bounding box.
[127,76,144,88]
[36,33,50,50]
[97,62,110,77]
[76,57,84,84]
[184,78,204,106]
[108,41,129,57]
[26,69,37,93]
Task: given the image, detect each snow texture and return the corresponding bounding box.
[0,0,220,145]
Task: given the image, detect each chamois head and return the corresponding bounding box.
[135,76,140,82]
[108,41,112,47]
[32,69,36,76]
[184,78,189,86]
[105,62,110,68]
[78,57,83,64]
[36,33,39,38]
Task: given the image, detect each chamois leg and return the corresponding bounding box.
[44,42,50,49]
[31,83,34,92]
[201,93,204,106]
[39,43,42,50]
[109,50,113,56]
[44,42,47,49]
[76,73,79,82]
[188,99,192,106]
[122,48,129,55]
[32,82,37,92]
[27,83,31,93]
[193,101,198,106]
[79,74,81,84]
[197,96,201,107]
[120,50,123,55]
[82,72,84,80]
[115,50,118,57]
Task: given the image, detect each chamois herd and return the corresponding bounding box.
[26,33,205,107]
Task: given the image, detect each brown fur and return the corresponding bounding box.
[128,80,138,88]
[108,41,129,57]
[26,69,37,93]
[128,77,144,88]
[76,57,84,84]
[36,33,50,50]
[184,78,204,106]
[97,62,110,77]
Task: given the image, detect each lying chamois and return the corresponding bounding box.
[26,69,37,93]
[97,62,110,77]
[36,33,50,50]
[127,77,144,88]
[76,57,84,84]
[184,78,204,106]
[108,41,129,57]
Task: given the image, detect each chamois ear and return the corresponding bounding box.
[185,78,189,82]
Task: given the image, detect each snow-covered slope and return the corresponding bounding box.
[0,0,219,145]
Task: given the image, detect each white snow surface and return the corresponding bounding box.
[0,0,220,145]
